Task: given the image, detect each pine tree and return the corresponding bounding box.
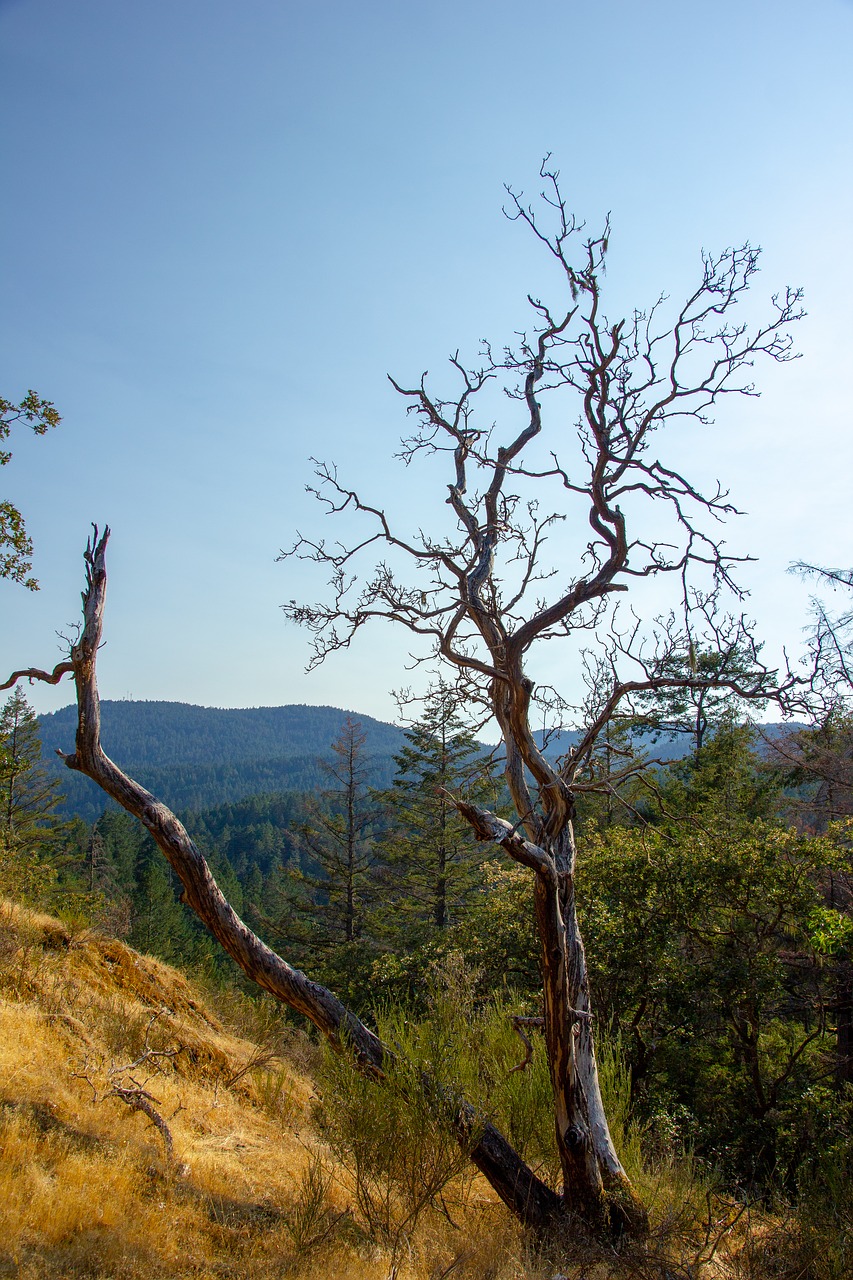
[376,688,496,947]
[251,720,384,1007]
[129,837,193,963]
[295,718,380,949]
[633,639,767,757]
[0,690,68,899]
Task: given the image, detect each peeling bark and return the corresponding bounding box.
[456,792,646,1234]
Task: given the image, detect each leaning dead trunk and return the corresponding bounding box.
[3,528,562,1232]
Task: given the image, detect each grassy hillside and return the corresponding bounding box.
[1,897,832,1279]
[0,899,523,1280]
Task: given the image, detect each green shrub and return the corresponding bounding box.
[315,953,657,1258]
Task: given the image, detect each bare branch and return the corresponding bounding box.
[0,660,73,693]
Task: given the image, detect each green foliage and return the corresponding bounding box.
[318,954,653,1255]
[773,708,853,829]
[318,1006,473,1249]
[128,841,191,962]
[578,795,850,1187]
[317,955,529,1251]
[0,693,119,926]
[633,639,769,756]
[189,792,303,880]
[0,389,60,589]
[0,838,57,905]
[281,1152,342,1256]
[654,719,781,823]
[0,690,65,851]
[365,857,541,1015]
[241,721,386,1006]
[807,903,853,956]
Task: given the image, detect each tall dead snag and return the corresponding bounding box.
[281,161,804,1233]
[1,527,560,1231]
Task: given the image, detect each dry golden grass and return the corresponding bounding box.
[0,899,535,1280]
[0,899,796,1280]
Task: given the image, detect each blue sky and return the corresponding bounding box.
[2,0,851,727]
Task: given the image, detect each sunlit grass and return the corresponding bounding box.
[0,899,811,1279]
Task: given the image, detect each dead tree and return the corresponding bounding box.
[4,163,804,1240]
[280,162,803,1229]
[74,1009,183,1166]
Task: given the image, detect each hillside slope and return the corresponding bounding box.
[0,901,516,1280]
[0,899,321,1278]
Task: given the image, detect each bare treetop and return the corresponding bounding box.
[282,161,803,757]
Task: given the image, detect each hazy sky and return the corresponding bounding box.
[2,0,851,727]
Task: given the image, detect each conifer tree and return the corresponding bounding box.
[0,689,67,901]
[294,718,380,950]
[252,719,384,1006]
[376,688,497,946]
[0,688,65,854]
[633,637,767,757]
[129,836,195,962]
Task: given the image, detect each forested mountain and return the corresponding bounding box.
[37,700,406,766]
[36,699,799,823]
[37,701,408,821]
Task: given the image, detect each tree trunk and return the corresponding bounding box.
[453,790,646,1236]
[535,824,644,1233]
[435,828,448,930]
[482,665,647,1235]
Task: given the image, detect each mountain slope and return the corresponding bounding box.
[37,701,408,821]
[36,699,802,824]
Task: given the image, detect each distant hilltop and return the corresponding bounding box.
[37,700,802,824]
[38,700,408,822]
[38,700,406,767]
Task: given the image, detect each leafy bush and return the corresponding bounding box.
[315,953,657,1262]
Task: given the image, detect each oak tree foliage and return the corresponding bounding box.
[0,390,60,589]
